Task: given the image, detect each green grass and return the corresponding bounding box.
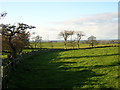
[1,54,8,59]
[7,47,119,88]
[31,42,118,49]
[2,49,39,59]
[22,49,38,53]
[2,42,118,59]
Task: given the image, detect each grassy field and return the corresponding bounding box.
[7,47,119,88]
[2,42,118,59]
[2,49,39,59]
[31,42,118,49]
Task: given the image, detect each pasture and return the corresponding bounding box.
[2,49,39,59]
[30,41,118,49]
[7,47,119,88]
[2,42,118,59]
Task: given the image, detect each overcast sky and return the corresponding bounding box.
[1,1,118,40]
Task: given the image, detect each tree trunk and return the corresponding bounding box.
[64,41,67,49]
[91,41,93,48]
[77,40,80,49]
[35,43,37,48]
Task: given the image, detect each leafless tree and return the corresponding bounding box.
[32,35,42,48]
[76,31,85,49]
[59,30,74,49]
[67,31,75,49]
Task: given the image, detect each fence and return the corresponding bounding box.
[1,48,49,89]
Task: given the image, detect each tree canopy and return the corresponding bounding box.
[1,23,35,59]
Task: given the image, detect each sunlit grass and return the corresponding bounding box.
[22,49,38,52]
[31,42,118,49]
[2,49,39,59]
[1,55,8,59]
[2,42,118,59]
[7,47,119,88]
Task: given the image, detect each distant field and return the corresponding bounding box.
[2,42,118,59]
[30,42,118,49]
[7,47,119,88]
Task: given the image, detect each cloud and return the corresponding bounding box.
[52,12,118,40]
[31,12,118,40]
[54,12,117,25]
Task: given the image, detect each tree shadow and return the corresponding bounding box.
[7,49,117,89]
[57,53,119,60]
[58,63,119,71]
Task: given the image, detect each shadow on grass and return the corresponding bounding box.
[57,53,119,59]
[58,63,119,71]
[7,49,116,89]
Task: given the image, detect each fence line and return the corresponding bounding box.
[2,48,49,89]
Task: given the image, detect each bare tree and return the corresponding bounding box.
[69,31,75,49]
[76,31,85,49]
[69,31,74,41]
[32,35,42,48]
[68,40,76,49]
[59,30,73,49]
[87,36,98,48]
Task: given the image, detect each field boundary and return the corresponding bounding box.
[1,48,51,89]
[35,45,119,51]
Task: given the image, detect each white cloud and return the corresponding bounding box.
[51,12,118,40]
[30,12,118,40]
[54,12,117,25]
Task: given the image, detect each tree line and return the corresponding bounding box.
[59,30,98,49]
[31,30,98,49]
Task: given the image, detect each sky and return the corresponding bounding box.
[0,1,118,41]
